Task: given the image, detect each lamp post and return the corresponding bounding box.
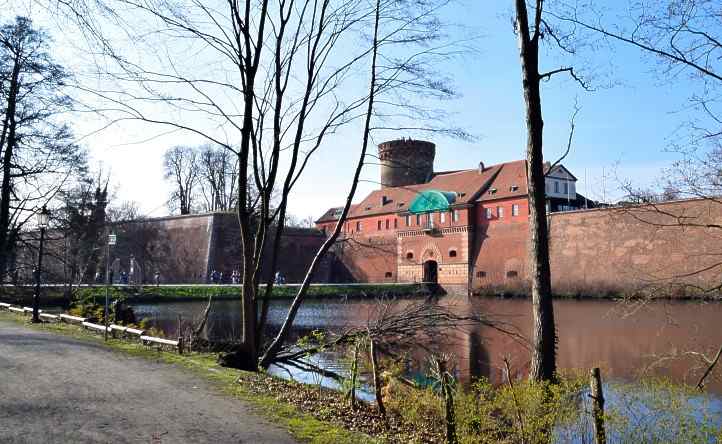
[32,206,50,323]
[104,232,116,341]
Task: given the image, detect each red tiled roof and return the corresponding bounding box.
[346,160,529,219]
[315,205,358,223]
[475,159,528,202]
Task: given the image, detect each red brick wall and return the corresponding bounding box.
[471,197,530,290]
[333,208,473,284]
[548,199,722,296]
[332,232,398,282]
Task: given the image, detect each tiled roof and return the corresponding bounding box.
[345,160,529,219]
[475,160,528,202]
[315,205,358,223]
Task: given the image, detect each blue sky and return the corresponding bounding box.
[10,0,703,220]
[294,0,695,218]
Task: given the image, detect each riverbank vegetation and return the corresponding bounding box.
[0,283,424,306]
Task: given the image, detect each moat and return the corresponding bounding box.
[130,296,722,394]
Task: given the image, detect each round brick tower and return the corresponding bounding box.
[378,139,435,188]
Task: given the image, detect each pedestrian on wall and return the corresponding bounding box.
[154,271,161,287]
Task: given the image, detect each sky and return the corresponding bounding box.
[6,0,704,220]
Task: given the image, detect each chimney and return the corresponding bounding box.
[478,161,485,174]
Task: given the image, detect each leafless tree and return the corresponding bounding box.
[163,145,198,215]
[513,0,593,382]
[197,144,238,212]
[514,0,558,382]
[0,16,86,282]
[56,0,464,370]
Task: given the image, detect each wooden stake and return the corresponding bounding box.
[177,314,184,355]
[369,336,386,419]
[590,367,606,444]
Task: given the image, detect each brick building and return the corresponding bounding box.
[316,139,586,289]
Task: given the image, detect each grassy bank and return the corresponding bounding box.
[0,283,424,306]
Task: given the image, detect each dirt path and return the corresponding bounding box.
[0,320,297,444]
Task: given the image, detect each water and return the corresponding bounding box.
[131,296,722,393]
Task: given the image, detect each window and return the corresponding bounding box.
[394,219,398,229]
[356,221,361,231]
[385,272,393,278]
[512,204,519,216]
[416,214,421,225]
[377,220,381,230]
[405,215,411,226]
[449,249,457,258]
[406,252,414,260]
[485,208,493,219]
[563,182,569,194]
[385,219,389,229]
[476,271,486,278]
[452,209,459,222]
[440,212,446,224]
[506,270,518,278]
[497,206,504,218]
[429,213,434,227]
[554,181,559,193]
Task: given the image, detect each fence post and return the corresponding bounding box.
[590,367,606,444]
[177,314,184,354]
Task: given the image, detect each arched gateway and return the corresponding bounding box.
[423,260,438,283]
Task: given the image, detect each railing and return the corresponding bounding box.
[0,303,183,354]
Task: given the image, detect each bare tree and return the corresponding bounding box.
[197,144,238,212]
[514,0,558,382]
[513,0,592,382]
[0,16,86,282]
[56,0,463,370]
[163,145,198,215]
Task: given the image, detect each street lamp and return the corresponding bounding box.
[104,232,116,341]
[32,205,50,323]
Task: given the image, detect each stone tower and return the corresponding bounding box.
[378,139,435,188]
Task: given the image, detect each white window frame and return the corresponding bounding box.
[440,212,446,223]
[485,208,493,219]
[497,206,504,218]
[512,204,519,216]
[452,209,459,222]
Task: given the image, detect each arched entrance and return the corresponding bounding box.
[423,260,438,284]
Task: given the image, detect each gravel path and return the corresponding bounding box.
[0,320,298,444]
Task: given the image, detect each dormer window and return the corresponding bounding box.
[510,185,519,192]
[489,188,497,195]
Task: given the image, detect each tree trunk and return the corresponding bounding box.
[515,0,557,382]
[0,54,21,282]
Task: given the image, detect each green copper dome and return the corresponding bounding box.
[408,190,457,214]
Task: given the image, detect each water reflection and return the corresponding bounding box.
[132,296,722,394]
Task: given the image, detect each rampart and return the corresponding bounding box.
[12,212,328,285]
[548,198,722,297]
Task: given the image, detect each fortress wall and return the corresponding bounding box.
[548,199,722,296]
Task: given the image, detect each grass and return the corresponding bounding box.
[0,310,377,444]
[0,283,423,306]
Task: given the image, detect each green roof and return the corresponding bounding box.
[408,190,457,214]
